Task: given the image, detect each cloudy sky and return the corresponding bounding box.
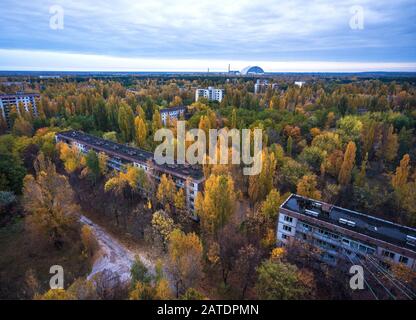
[0,0,415,72]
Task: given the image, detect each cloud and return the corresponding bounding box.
[0,0,415,69]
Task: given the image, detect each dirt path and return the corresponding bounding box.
[80,215,155,283]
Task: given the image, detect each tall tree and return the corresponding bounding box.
[260,189,281,220]
[195,174,237,237]
[23,153,79,248]
[82,150,100,183]
[167,229,203,297]
[236,244,261,299]
[338,141,356,186]
[118,102,135,142]
[134,116,148,148]
[248,149,276,205]
[392,154,410,190]
[152,110,162,133]
[156,174,176,209]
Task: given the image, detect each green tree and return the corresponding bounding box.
[255,259,306,300]
[180,288,206,300]
[260,189,281,220]
[118,102,135,142]
[103,131,118,142]
[337,116,363,144]
[83,150,100,183]
[131,256,152,286]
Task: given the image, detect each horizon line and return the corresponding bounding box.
[1,49,416,73]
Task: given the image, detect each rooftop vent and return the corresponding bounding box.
[305,209,319,217]
[406,235,416,246]
[312,202,322,209]
[339,218,356,227]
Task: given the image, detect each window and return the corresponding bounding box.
[284,215,293,223]
[382,250,395,260]
[283,225,292,232]
[302,223,313,232]
[281,234,288,240]
[399,256,409,264]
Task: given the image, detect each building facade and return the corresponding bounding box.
[195,87,224,103]
[55,131,205,214]
[254,79,278,94]
[159,106,186,125]
[277,194,416,271]
[0,92,40,127]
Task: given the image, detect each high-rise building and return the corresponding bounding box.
[277,194,416,270]
[195,87,224,102]
[0,92,40,127]
[159,106,187,125]
[254,79,278,94]
[55,130,205,214]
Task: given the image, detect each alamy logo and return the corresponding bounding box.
[349,5,364,30]
[49,5,64,30]
[49,265,64,289]
[349,265,364,290]
[154,121,263,175]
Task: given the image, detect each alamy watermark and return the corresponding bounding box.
[49,265,64,289]
[349,5,364,30]
[349,265,364,290]
[49,5,64,30]
[154,121,263,175]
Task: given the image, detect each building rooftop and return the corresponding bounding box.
[281,194,416,252]
[0,92,40,98]
[57,130,204,181]
[159,105,187,113]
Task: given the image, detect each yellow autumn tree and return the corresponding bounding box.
[167,229,203,297]
[338,141,356,185]
[156,174,176,208]
[392,154,410,190]
[57,142,83,174]
[174,188,186,211]
[195,174,237,237]
[23,153,79,248]
[36,289,75,300]
[98,152,109,176]
[134,116,148,148]
[248,149,276,205]
[297,174,322,200]
[104,165,146,195]
[152,110,162,133]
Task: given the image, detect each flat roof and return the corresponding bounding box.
[159,105,186,113]
[0,92,40,98]
[282,194,416,252]
[57,130,204,181]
